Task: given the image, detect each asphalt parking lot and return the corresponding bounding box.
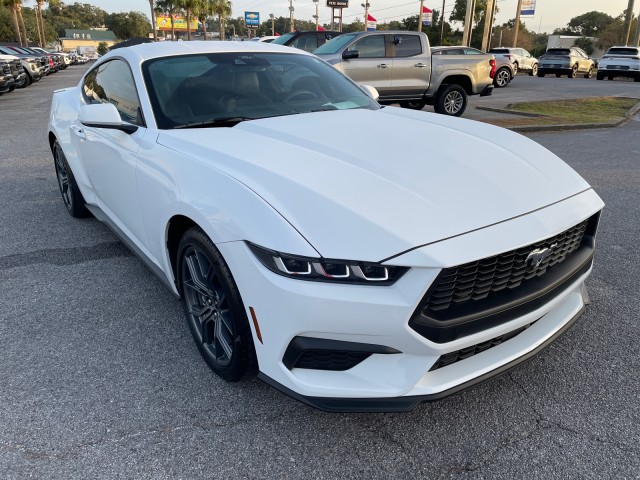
[1,65,639,479]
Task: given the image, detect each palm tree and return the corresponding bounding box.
[3,0,23,46]
[35,1,60,48]
[156,0,180,40]
[211,0,231,40]
[149,0,157,41]
[196,0,214,40]
[181,0,198,41]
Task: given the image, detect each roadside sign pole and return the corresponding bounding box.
[513,0,523,47]
[481,0,495,51]
[418,0,424,32]
[439,0,445,45]
[623,0,635,45]
[635,4,640,46]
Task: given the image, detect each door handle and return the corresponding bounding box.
[414,63,428,68]
[377,63,388,68]
[71,125,86,140]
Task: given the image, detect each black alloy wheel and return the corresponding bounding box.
[17,73,31,88]
[52,140,90,218]
[178,227,256,382]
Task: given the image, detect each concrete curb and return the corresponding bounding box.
[475,97,640,133]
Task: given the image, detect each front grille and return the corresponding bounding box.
[429,320,538,371]
[293,350,370,371]
[426,220,588,313]
[409,213,599,343]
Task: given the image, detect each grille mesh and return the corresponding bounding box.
[294,351,370,371]
[425,220,589,315]
[429,321,537,371]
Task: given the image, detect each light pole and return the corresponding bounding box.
[270,13,275,36]
[313,0,319,31]
[361,2,370,31]
[418,0,424,32]
[513,0,523,47]
[289,0,295,32]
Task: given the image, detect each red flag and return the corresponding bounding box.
[422,6,432,13]
[317,26,326,31]
[275,33,280,36]
[367,14,377,22]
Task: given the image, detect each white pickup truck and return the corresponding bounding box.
[314,31,495,116]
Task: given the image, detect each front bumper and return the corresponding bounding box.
[216,189,603,411]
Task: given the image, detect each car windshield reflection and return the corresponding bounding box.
[142,52,378,129]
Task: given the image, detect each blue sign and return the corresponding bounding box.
[245,11,260,27]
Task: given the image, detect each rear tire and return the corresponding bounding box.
[568,64,578,78]
[494,67,511,88]
[178,227,257,382]
[529,64,538,76]
[52,140,90,218]
[434,84,467,117]
[584,67,593,79]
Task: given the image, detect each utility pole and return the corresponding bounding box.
[513,0,523,47]
[634,4,640,45]
[289,0,295,33]
[439,0,446,45]
[462,0,475,46]
[623,0,635,45]
[481,0,495,51]
[362,2,370,31]
[418,0,424,32]
[313,0,319,30]
[270,13,275,36]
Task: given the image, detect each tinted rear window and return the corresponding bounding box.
[606,48,639,56]
[489,49,510,53]
[546,49,570,55]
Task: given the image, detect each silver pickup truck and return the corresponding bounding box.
[314,31,494,116]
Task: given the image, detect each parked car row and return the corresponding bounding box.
[0,45,88,97]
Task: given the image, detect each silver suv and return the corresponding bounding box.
[538,47,595,79]
[488,47,538,76]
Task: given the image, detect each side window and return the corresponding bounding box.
[348,35,386,58]
[394,35,422,57]
[82,59,144,126]
[463,48,483,55]
[445,48,464,55]
[290,34,318,52]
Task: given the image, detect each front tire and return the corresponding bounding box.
[584,67,593,79]
[52,140,90,218]
[433,84,467,117]
[178,227,257,382]
[596,72,604,80]
[529,64,538,76]
[399,100,426,110]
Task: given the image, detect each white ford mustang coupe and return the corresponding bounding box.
[48,42,604,412]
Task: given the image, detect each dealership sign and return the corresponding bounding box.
[327,1,349,7]
[245,11,260,27]
[422,6,432,26]
[521,0,536,16]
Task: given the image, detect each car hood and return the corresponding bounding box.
[157,108,590,262]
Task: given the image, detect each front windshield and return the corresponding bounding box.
[270,33,296,45]
[142,52,379,129]
[314,33,358,54]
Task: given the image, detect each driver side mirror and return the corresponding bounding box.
[342,50,359,60]
[79,103,138,134]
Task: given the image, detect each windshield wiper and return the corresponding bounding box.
[173,116,254,129]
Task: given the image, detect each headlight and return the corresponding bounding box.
[247,242,409,285]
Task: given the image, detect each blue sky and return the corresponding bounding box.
[87,0,634,34]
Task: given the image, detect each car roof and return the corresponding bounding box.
[99,40,312,64]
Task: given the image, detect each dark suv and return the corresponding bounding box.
[271,30,343,53]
